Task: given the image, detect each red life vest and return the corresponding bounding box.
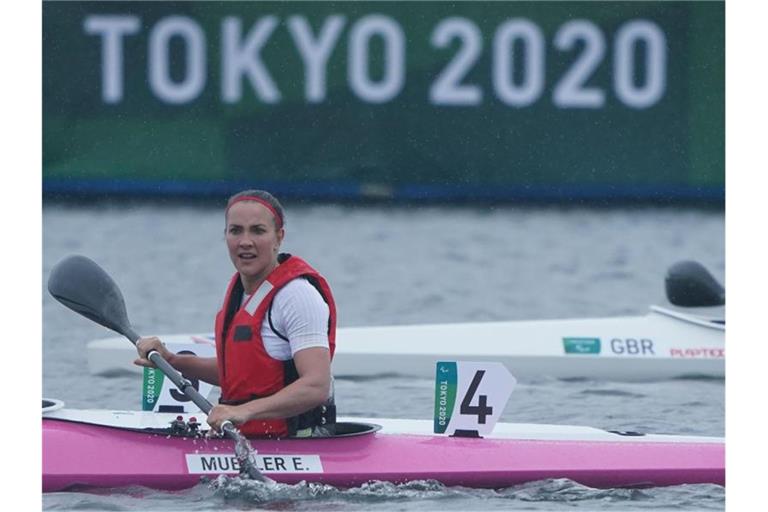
[214,254,337,437]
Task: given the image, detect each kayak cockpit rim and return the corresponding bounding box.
[650,305,725,330]
[42,398,65,413]
[43,417,382,439]
[42,409,383,440]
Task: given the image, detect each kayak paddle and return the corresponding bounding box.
[47,254,269,482]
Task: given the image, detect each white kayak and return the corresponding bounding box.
[86,304,724,381]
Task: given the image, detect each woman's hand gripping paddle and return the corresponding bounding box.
[47,254,270,482]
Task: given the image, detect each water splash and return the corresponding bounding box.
[228,426,273,483]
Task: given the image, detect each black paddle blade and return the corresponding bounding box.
[47,255,140,343]
[665,260,725,307]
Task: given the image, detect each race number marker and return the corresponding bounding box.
[433,361,516,436]
[142,342,216,412]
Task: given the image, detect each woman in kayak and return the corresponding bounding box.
[134,190,337,438]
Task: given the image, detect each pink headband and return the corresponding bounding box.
[226,196,283,229]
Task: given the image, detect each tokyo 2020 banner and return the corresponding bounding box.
[43,1,724,202]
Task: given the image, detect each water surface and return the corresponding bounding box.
[42,203,725,511]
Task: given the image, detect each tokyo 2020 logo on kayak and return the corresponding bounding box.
[562,337,602,354]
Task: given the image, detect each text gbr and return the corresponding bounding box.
[610,338,655,355]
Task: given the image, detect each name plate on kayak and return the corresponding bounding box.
[434,361,516,436]
[186,454,323,474]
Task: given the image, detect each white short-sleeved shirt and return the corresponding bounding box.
[246,278,331,360]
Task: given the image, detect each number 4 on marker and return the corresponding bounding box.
[460,370,493,423]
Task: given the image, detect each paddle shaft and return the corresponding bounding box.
[124,321,236,431]
[120,325,223,420]
[145,351,215,414]
[132,332,265,477]
[130,334,265,480]
[140,348,243,442]
[143,344,264,480]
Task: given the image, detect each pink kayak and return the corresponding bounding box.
[43,407,724,492]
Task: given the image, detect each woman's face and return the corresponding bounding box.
[225,201,284,290]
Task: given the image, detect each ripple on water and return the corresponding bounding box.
[208,476,725,511]
[580,389,647,399]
